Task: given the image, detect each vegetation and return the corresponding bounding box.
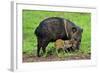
[22,10,91,58]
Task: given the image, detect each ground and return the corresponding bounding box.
[23,52,90,62]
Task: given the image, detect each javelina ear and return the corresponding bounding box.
[72,26,77,33]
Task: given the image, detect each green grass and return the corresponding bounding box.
[22,10,91,57]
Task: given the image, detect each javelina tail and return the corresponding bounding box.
[34,27,38,36]
[34,26,41,37]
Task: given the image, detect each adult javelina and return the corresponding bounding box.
[35,17,83,57]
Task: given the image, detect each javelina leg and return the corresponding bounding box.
[67,48,71,52]
[37,44,41,57]
[64,49,68,53]
[37,39,42,57]
[41,40,49,57]
[70,47,75,52]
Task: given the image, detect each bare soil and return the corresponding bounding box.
[23,54,90,62]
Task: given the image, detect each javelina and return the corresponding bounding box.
[35,17,83,57]
[55,39,77,53]
[55,39,73,54]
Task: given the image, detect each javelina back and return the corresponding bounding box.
[35,17,83,57]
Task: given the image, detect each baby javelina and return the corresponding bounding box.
[64,40,74,52]
[55,39,73,55]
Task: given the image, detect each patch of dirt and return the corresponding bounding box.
[23,54,91,62]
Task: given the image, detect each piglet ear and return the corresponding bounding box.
[72,26,77,33]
